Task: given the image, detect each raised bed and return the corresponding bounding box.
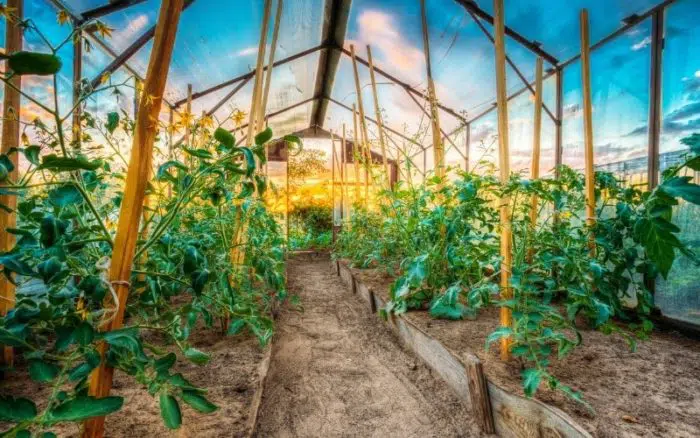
[334,260,591,438]
[333,259,700,438]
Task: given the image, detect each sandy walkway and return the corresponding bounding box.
[253,256,482,437]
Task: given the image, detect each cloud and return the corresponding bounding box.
[666,101,700,122]
[236,47,259,57]
[631,36,651,51]
[111,14,150,47]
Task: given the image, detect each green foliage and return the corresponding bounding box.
[335,138,700,405]
[0,14,293,436]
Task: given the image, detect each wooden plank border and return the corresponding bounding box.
[334,260,592,438]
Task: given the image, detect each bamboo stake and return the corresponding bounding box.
[0,0,22,367]
[420,0,444,180]
[366,45,390,188]
[259,0,283,130]
[493,0,513,362]
[529,57,543,227]
[247,0,273,142]
[350,45,372,207]
[351,107,361,206]
[580,9,596,255]
[83,1,185,436]
[331,133,336,223]
[341,125,349,219]
[184,83,192,145]
[72,29,83,151]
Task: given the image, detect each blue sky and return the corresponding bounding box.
[3,0,700,176]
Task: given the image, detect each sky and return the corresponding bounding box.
[2,0,700,178]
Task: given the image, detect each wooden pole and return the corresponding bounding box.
[493,0,513,362]
[184,83,192,145]
[529,57,543,227]
[331,132,336,223]
[366,45,390,188]
[83,0,185,436]
[351,108,361,206]
[420,0,444,180]
[259,0,283,129]
[72,29,83,151]
[580,9,596,255]
[0,0,22,367]
[350,45,372,206]
[247,0,273,142]
[342,124,349,219]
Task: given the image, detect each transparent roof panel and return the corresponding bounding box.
[474,0,661,62]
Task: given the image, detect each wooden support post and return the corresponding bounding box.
[331,132,337,223]
[366,45,390,188]
[350,45,372,205]
[72,29,83,151]
[580,9,596,255]
[0,0,23,367]
[529,57,543,227]
[83,1,185,436]
[351,107,362,206]
[420,0,444,180]
[133,78,142,120]
[342,124,349,219]
[493,0,513,362]
[184,83,192,145]
[259,0,283,129]
[465,123,471,171]
[247,0,273,142]
[465,356,496,434]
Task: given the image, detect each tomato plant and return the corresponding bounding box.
[336,136,700,405]
[0,12,297,436]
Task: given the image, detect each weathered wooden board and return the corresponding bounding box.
[337,261,593,438]
[247,344,273,437]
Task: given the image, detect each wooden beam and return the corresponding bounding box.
[453,0,559,65]
[311,0,353,127]
[207,76,252,117]
[88,0,195,90]
[80,0,148,23]
[176,45,324,107]
[340,47,467,124]
[493,0,513,362]
[555,68,563,175]
[580,9,596,255]
[0,0,23,368]
[83,1,185,436]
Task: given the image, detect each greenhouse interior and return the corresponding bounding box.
[0,0,699,436]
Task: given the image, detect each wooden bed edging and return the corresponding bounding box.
[333,260,593,438]
[246,344,273,437]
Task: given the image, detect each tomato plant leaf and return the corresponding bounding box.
[521,368,543,397]
[184,347,210,365]
[254,127,273,146]
[214,127,234,148]
[39,154,102,172]
[0,396,37,422]
[181,390,217,414]
[159,394,181,430]
[46,396,123,423]
[28,360,59,383]
[105,112,119,134]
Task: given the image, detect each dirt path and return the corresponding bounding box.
[254,256,482,437]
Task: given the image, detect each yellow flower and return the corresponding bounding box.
[100,72,111,85]
[232,109,247,127]
[57,10,71,25]
[21,132,29,145]
[0,4,16,21]
[200,115,214,129]
[179,110,194,127]
[94,21,114,39]
[76,297,89,320]
[561,211,572,219]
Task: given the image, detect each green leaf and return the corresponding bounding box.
[227,319,246,336]
[184,147,213,159]
[0,253,35,276]
[40,154,102,172]
[157,160,188,181]
[46,396,123,423]
[29,360,59,383]
[254,127,273,146]
[190,269,209,296]
[181,390,217,414]
[159,394,181,430]
[48,184,83,208]
[105,112,120,134]
[658,176,700,205]
[7,51,62,76]
[521,368,542,397]
[282,134,303,156]
[214,128,235,148]
[485,326,513,349]
[0,396,37,422]
[184,347,210,365]
[238,147,256,176]
[183,246,205,275]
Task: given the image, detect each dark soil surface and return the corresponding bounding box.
[0,322,267,437]
[254,256,482,437]
[348,264,700,438]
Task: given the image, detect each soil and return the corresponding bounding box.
[1,320,268,437]
[347,264,700,438]
[254,256,483,437]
